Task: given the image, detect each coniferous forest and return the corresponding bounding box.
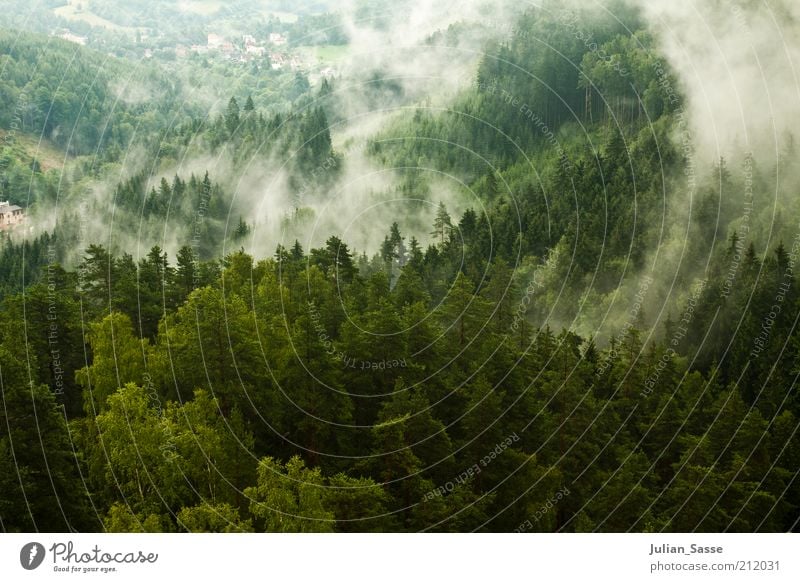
[1,0,799,533]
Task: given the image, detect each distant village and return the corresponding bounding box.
[179,32,304,71]
[52,27,337,78]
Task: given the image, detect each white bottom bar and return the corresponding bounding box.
[1,533,797,580]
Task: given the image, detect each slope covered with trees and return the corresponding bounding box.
[0,221,797,532]
[0,28,190,156]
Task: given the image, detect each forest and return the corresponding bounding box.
[1,1,799,533]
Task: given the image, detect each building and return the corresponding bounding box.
[246,45,266,57]
[207,33,224,49]
[269,33,287,46]
[0,201,25,231]
[270,52,286,70]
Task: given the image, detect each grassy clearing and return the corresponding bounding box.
[176,0,223,16]
[1,129,68,172]
[295,44,350,65]
[53,0,134,32]
[261,10,298,23]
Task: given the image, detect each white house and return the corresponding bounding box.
[0,201,25,231]
[207,33,224,49]
[269,33,287,46]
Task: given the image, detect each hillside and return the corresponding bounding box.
[0,1,798,535]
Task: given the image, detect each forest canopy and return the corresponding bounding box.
[0,1,798,534]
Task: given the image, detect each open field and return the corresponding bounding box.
[0,129,67,172]
[176,0,223,16]
[295,44,350,65]
[53,0,135,33]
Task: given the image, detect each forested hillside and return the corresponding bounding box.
[1,228,798,532]
[0,29,189,155]
[1,2,799,533]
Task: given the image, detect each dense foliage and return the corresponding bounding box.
[0,29,189,156]
[0,221,798,532]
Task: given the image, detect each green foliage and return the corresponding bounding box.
[0,343,94,531]
[246,456,334,532]
[1,5,799,535]
[3,227,797,532]
[0,28,186,155]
